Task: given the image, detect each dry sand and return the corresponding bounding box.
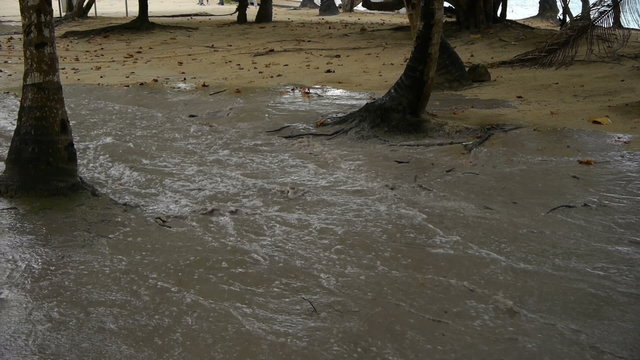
[1,0,639,136]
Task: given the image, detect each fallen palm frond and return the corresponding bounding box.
[503,0,639,67]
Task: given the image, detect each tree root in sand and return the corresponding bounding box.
[269,109,522,153]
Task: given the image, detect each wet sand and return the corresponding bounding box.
[0,0,639,136]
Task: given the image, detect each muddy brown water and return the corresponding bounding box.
[1,85,639,359]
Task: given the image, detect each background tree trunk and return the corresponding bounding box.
[559,0,574,24]
[319,0,340,16]
[137,0,149,23]
[1,0,80,195]
[342,0,358,12]
[537,0,560,20]
[498,0,508,22]
[581,0,592,20]
[237,0,249,24]
[255,0,273,23]
[80,0,96,17]
[299,0,320,9]
[454,0,492,29]
[612,0,623,27]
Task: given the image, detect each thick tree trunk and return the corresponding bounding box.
[361,0,467,89]
[319,0,340,16]
[434,37,471,90]
[1,0,80,196]
[299,0,320,9]
[237,0,249,24]
[333,0,443,133]
[255,0,273,23]
[537,0,560,20]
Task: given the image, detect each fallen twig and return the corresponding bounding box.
[209,89,227,96]
[546,204,577,214]
[302,297,318,314]
[390,140,466,147]
[154,216,172,228]
[463,133,494,152]
[265,125,292,133]
[282,128,346,140]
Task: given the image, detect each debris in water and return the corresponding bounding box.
[302,297,318,314]
[578,159,596,165]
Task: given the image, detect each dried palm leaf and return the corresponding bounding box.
[504,0,639,67]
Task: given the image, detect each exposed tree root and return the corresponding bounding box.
[0,175,98,198]
[281,127,353,140]
[462,124,523,152]
[269,110,523,157]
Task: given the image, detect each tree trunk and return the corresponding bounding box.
[454,0,492,30]
[1,0,80,196]
[319,0,340,16]
[61,0,95,20]
[361,0,467,89]
[559,0,574,25]
[434,37,471,90]
[342,0,359,12]
[137,0,149,23]
[580,0,591,21]
[80,0,96,17]
[299,0,320,9]
[255,0,273,23]
[612,0,623,28]
[237,0,249,24]
[537,0,559,20]
[63,0,74,14]
[333,0,443,133]
[497,0,508,22]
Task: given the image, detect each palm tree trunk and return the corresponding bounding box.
[1,0,80,195]
[137,0,149,22]
[332,0,443,133]
[319,0,340,16]
[237,0,249,24]
[581,0,592,20]
[255,0,273,23]
[537,0,560,20]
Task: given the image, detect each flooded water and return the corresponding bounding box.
[1,85,639,359]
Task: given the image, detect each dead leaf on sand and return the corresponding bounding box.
[589,116,612,125]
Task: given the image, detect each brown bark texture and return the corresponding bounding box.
[1,0,80,196]
[319,0,340,16]
[237,0,249,23]
[299,0,320,9]
[537,0,560,19]
[333,0,443,133]
[255,0,273,23]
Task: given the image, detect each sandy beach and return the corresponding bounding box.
[1,0,639,136]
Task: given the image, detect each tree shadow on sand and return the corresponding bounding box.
[60,17,194,38]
